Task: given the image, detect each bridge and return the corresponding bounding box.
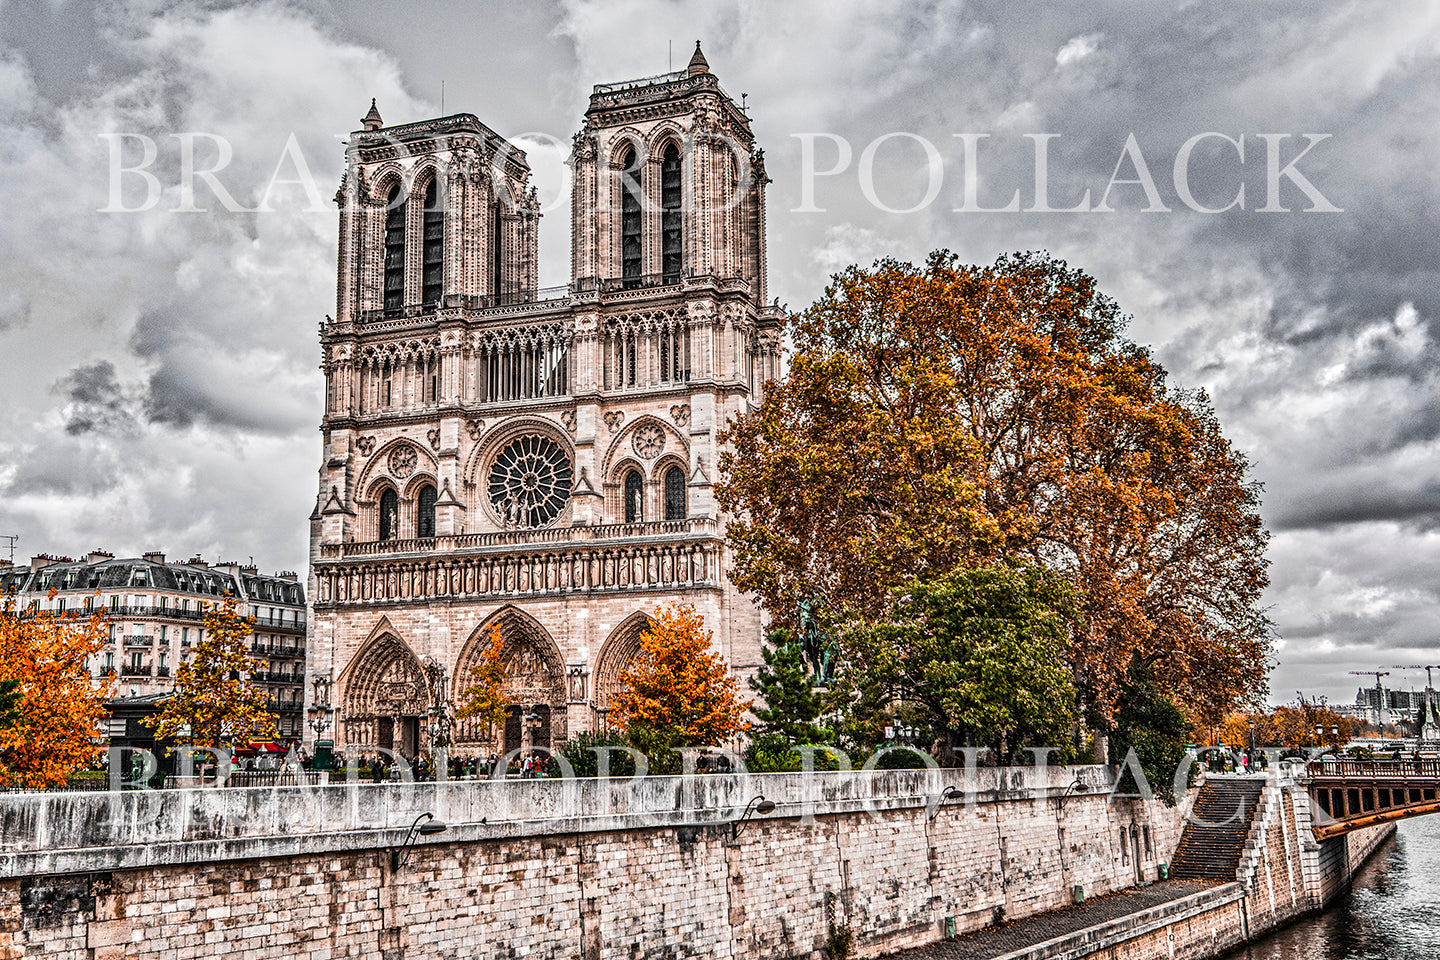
[1306,757,1440,839]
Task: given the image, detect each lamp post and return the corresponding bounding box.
[732,796,776,839]
[422,658,454,779]
[391,812,448,874]
[307,675,334,771]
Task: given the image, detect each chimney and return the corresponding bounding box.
[30,555,54,570]
[0,559,12,571]
[188,556,208,568]
[143,551,166,565]
[88,549,114,563]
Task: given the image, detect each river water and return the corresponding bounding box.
[1221,817,1440,960]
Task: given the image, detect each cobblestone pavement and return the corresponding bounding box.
[885,880,1224,959]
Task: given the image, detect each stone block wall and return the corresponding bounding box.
[0,767,1192,960]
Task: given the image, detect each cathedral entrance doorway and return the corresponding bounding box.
[454,608,567,754]
[339,632,429,758]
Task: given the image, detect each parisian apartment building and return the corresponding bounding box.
[0,551,309,740]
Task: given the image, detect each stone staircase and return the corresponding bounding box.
[1168,777,1267,880]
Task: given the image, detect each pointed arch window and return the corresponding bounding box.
[624,470,644,523]
[379,488,399,541]
[620,147,642,286]
[383,184,406,313]
[417,484,437,539]
[664,466,686,521]
[661,143,682,283]
[422,178,444,306]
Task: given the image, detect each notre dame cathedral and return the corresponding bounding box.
[307,44,783,758]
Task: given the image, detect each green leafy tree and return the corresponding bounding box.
[749,628,829,744]
[836,565,1078,761]
[147,595,276,752]
[0,678,19,731]
[1108,664,1193,806]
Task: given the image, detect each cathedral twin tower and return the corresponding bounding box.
[308,45,782,757]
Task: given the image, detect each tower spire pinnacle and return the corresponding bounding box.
[361,98,384,131]
[687,40,710,76]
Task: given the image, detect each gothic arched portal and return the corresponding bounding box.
[339,630,428,757]
[453,607,567,753]
[592,611,655,725]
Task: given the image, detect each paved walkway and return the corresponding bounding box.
[887,880,1223,959]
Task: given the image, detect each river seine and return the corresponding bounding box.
[1221,817,1440,960]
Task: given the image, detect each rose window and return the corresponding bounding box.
[632,423,666,459]
[487,435,574,528]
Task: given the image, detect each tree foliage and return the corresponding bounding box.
[610,602,752,750]
[147,595,276,750]
[835,565,1078,758]
[718,251,1272,723]
[1108,664,1193,805]
[1206,699,1354,750]
[456,623,511,748]
[0,594,111,787]
[749,628,829,745]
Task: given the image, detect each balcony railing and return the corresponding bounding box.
[120,666,153,677]
[320,518,717,559]
[105,605,207,621]
[251,614,306,631]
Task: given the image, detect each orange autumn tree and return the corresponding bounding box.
[718,251,1273,731]
[147,594,276,752]
[610,602,751,767]
[456,624,511,750]
[0,593,111,787]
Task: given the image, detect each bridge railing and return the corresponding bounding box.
[1307,757,1440,780]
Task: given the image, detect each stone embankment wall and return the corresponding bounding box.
[988,773,1396,960]
[0,766,1188,959]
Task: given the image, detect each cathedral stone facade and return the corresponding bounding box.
[308,46,782,758]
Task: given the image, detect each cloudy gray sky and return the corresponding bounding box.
[2,0,1437,706]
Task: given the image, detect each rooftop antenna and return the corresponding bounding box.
[1,534,15,563]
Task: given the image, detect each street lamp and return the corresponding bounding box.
[391,812,448,874]
[732,796,776,838]
[307,675,334,770]
[422,658,454,778]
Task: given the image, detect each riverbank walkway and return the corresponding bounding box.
[889,879,1223,960]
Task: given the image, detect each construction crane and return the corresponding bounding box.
[1351,670,1392,725]
[1391,664,1440,690]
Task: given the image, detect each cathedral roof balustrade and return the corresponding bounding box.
[319,517,718,560]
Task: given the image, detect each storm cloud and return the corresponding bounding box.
[2,0,1438,703]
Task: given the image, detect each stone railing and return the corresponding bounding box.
[313,536,722,605]
[0,766,1118,878]
[319,518,717,559]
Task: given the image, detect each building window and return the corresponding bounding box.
[664,466,686,521]
[422,178,443,305]
[624,470,644,523]
[661,143,682,282]
[620,147,642,285]
[417,484,437,539]
[379,488,399,540]
[383,183,406,312]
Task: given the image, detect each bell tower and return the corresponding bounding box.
[570,42,768,304]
